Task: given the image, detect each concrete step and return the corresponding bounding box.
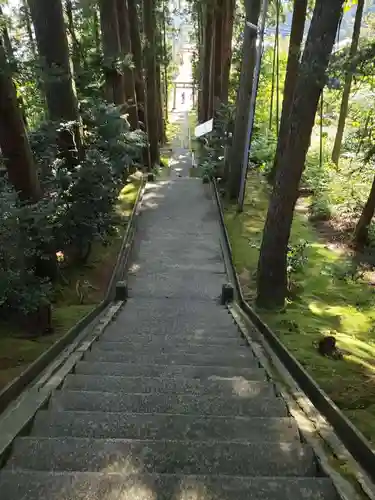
[50,390,288,417]
[74,362,267,380]
[6,437,317,476]
[84,350,256,368]
[0,471,340,500]
[62,374,275,398]
[108,298,236,329]
[102,328,243,343]
[127,271,223,300]
[31,411,300,442]
[100,333,248,347]
[91,341,250,356]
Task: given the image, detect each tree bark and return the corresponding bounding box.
[128,0,147,127]
[143,0,160,167]
[116,0,139,129]
[201,2,214,122]
[221,0,235,104]
[228,0,261,200]
[353,175,375,248]
[256,0,345,310]
[28,0,82,156]
[65,0,81,79]
[331,0,365,165]
[0,38,41,201]
[268,0,308,183]
[213,0,224,105]
[156,63,166,144]
[98,0,125,106]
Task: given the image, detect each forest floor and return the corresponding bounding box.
[0,176,142,391]
[224,171,375,447]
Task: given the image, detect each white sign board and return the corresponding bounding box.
[195,119,213,138]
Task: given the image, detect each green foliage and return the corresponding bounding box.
[287,240,308,277]
[0,100,145,316]
[0,181,52,315]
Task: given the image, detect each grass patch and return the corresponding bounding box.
[224,171,375,446]
[0,177,141,391]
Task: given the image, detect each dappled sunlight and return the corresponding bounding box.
[208,375,264,398]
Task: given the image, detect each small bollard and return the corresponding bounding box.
[147,172,155,182]
[221,283,234,305]
[115,281,128,301]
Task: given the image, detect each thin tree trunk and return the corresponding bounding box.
[162,0,168,123]
[0,38,41,201]
[116,0,139,129]
[21,0,37,57]
[268,0,308,183]
[228,0,262,200]
[331,0,365,165]
[201,3,214,122]
[128,0,150,169]
[143,0,160,167]
[353,176,375,248]
[156,63,165,143]
[256,0,345,309]
[128,0,147,127]
[208,25,216,117]
[0,6,28,127]
[98,0,125,106]
[65,0,81,79]
[213,0,224,106]
[221,0,235,104]
[93,7,101,55]
[28,0,83,159]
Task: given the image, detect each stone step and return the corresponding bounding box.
[127,271,223,300]
[91,341,249,356]
[31,411,300,442]
[100,333,247,347]
[102,327,243,342]
[50,390,288,417]
[6,437,317,477]
[62,374,276,398]
[110,298,236,328]
[0,471,340,500]
[74,362,267,380]
[84,350,256,367]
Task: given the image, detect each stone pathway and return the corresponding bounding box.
[0,118,342,498]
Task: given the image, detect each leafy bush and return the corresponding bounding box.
[0,100,145,319]
[250,131,277,171]
[287,240,308,278]
[0,181,53,315]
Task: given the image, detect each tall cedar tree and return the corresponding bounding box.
[143,0,160,167]
[0,37,41,201]
[256,0,345,309]
[213,0,224,107]
[128,0,147,127]
[221,0,235,103]
[228,0,262,200]
[99,0,125,106]
[268,0,308,183]
[200,1,214,122]
[331,0,365,165]
[28,0,82,158]
[116,0,139,129]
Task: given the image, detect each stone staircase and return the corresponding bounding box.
[0,176,342,499]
